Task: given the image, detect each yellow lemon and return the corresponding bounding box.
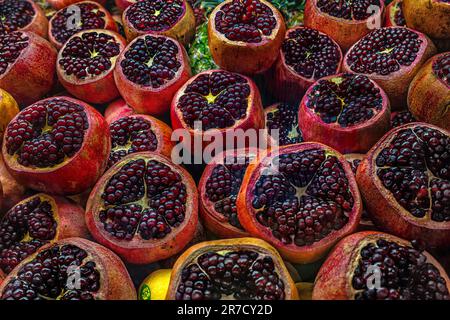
[0,89,19,142]
[139,269,172,300]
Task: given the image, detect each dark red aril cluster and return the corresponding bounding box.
[1,244,100,300]
[352,239,450,300]
[266,103,303,146]
[305,74,383,127]
[393,1,406,26]
[433,52,450,87]
[176,250,285,300]
[316,0,381,20]
[178,71,250,130]
[0,32,29,75]
[59,31,121,80]
[0,0,34,34]
[376,126,450,221]
[391,111,416,128]
[5,98,88,168]
[215,0,277,43]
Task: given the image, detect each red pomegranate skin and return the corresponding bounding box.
[47,0,106,10]
[2,96,111,196]
[104,98,136,124]
[115,0,135,12]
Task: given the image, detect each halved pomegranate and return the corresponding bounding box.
[171,69,265,150]
[299,73,391,154]
[0,193,88,277]
[47,0,106,10]
[0,0,48,38]
[85,152,199,264]
[0,31,56,107]
[304,0,386,52]
[114,34,191,116]
[1,96,111,195]
[48,1,117,49]
[313,231,450,300]
[408,52,450,131]
[166,238,299,300]
[108,114,174,168]
[356,123,450,247]
[0,237,136,300]
[57,29,126,104]
[267,26,343,104]
[264,103,303,147]
[104,98,135,124]
[198,148,259,238]
[391,110,416,128]
[385,0,405,27]
[237,143,362,264]
[0,154,27,214]
[208,0,286,75]
[122,0,196,45]
[343,27,437,110]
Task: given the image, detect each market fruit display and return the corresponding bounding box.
[0,0,449,301]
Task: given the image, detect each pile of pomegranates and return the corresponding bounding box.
[0,0,449,301]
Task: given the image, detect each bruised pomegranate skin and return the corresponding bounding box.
[122,0,196,45]
[0,237,136,300]
[47,0,106,10]
[0,31,57,107]
[408,52,450,131]
[0,0,49,39]
[85,152,199,265]
[384,0,406,27]
[0,193,88,277]
[343,27,437,110]
[237,143,362,264]
[304,0,386,52]
[166,238,299,300]
[48,1,117,49]
[267,26,343,105]
[57,30,127,104]
[104,98,135,124]
[313,231,450,300]
[356,123,450,247]
[2,96,111,196]
[299,73,391,154]
[114,34,192,116]
[208,0,286,75]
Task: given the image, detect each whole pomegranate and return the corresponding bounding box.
[2,96,111,195]
[313,231,450,300]
[208,0,286,75]
[357,123,450,247]
[0,0,48,38]
[104,98,135,124]
[0,238,136,300]
[408,52,450,131]
[0,31,56,107]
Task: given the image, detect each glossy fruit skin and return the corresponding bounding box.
[166,237,300,300]
[0,31,57,107]
[304,0,386,52]
[356,123,450,247]
[403,0,450,40]
[57,30,127,104]
[0,237,137,300]
[2,96,111,196]
[0,89,19,142]
[85,152,199,265]
[343,27,437,110]
[114,35,192,116]
[47,0,106,10]
[408,53,450,131]
[138,269,171,300]
[237,143,362,264]
[312,231,450,300]
[104,98,135,124]
[299,74,392,154]
[208,0,287,75]
[122,0,196,46]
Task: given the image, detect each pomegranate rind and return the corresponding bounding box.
[16,0,49,39]
[104,98,136,124]
[0,154,27,215]
[384,0,404,27]
[312,231,450,300]
[1,96,111,196]
[267,26,343,105]
[47,0,107,10]
[166,237,299,300]
[208,0,287,75]
[122,0,196,46]
[57,29,127,104]
[0,237,137,300]
[85,151,199,265]
[115,0,135,13]
[403,0,450,40]
[356,123,450,247]
[304,0,386,52]
[408,53,450,131]
[299,73,392,154]
[237,142,362,264]
[0,31,57,107]
[343,27,437,110]
[114,34,192,116]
